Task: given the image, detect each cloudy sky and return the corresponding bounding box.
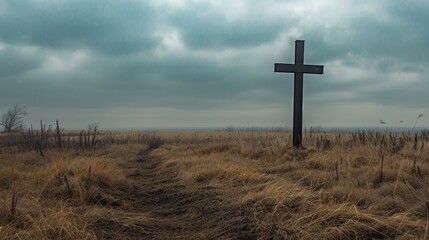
[0,0,428,129]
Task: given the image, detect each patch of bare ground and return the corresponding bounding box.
[121,149,256,239]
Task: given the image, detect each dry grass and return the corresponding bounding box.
[0,142,146,239]
[1,130,429,239]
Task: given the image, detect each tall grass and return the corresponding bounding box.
[1,129,428,238]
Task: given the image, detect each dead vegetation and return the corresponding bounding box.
[1,129,429,239]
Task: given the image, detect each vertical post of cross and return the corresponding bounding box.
[293,40,305,147]
[274,40,324,148]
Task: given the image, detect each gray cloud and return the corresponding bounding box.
[0,0,158,55]
[169,6,289,49]
[297,0,429,67]
[0,48,41,77]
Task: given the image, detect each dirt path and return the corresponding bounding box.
[120,149,252,239]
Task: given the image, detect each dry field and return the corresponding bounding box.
[1,130,429,239]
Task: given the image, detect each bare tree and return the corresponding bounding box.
[1,105,28,132]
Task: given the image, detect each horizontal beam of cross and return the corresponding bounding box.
[274,63,324,74]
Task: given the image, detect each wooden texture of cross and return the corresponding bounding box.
[274,40,324,147]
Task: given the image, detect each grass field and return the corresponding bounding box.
[1,130,429,239]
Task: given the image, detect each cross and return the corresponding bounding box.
[274,40,324,147]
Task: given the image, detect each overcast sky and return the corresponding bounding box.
[0,0,428,129]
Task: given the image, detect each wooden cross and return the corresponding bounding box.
[274,40,324,147]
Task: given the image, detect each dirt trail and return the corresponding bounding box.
[121,149,252,239]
